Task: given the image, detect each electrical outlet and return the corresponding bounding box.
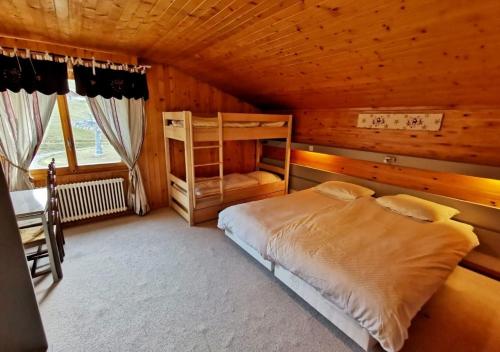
[383,156,397,164]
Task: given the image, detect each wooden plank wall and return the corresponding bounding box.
[138,65,259,210]
[290,109,500,167]
[263,107,500,209]
[168,139,256,181]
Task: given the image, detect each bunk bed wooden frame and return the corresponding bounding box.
[163,111,292,225]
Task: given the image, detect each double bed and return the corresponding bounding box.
[217,183,479,352]
[218,188,350,259]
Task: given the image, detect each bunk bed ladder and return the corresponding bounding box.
[217,112,224,203]
[191,113,224,209]
[185,111,196,224]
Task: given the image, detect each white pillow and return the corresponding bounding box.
[376,194,460,221]
[315,181,374,200]
[247,171,282,184]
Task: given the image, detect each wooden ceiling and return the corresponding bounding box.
[1,0,500,109]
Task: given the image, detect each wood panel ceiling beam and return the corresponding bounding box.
[165,0,306,59]
[137,0,223,55]
[147,0,276,59]
[1,0,499,109]
[144,0,244,58]
[198,0,327,51]
[172,26,497,96]
[195,2,491,73]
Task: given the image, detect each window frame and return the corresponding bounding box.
[30,94,127,179]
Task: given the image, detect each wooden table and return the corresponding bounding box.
[10,188,62,281]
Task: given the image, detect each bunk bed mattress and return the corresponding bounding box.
[266,197,479,352]
[261,121,286,127]
[217,188,349,257]
[171,119,260,128]
[195,173,259,197]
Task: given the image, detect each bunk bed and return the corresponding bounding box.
[163,111,292,225]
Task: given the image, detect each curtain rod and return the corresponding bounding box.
[0,45,151,73]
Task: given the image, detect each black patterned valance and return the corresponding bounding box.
[73,65,149,100]
[0,55,69,95]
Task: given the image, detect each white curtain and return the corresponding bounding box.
[87,96,149,215]
[0,90,56,191]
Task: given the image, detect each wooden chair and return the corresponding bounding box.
[21,159,65,277]
[48,166,65,260]
[21,194,56,278]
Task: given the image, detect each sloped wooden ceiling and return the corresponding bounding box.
[1,0,499,109]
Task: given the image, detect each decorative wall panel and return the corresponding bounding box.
[357,113,443,131]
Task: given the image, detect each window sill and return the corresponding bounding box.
[30,162,128,181]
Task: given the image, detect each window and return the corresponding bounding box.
[30,79,123,172]
[67,80,121,165]
[31,102,69,169]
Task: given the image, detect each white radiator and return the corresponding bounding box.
[57,178,127,223]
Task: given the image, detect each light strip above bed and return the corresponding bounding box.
[262,145,500,209]
[266,141,500,180]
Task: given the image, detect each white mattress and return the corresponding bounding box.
[261,121,285,127]
[195,171,283,198]
[266,197,479,352]
[217,189,350,256]
[171,119,260,128]
[195,173,259,198]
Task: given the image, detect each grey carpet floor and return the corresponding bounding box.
[34,208,363,352]
[34,208,499,352]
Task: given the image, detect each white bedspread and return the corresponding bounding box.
[217,189,349,256]
[266,197,479,352]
